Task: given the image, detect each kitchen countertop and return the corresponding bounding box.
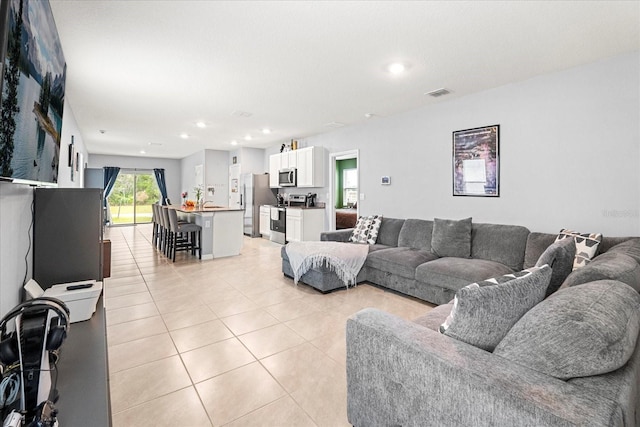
[178,206,243,213]
[266,203,325,210]
[284,205,325,210]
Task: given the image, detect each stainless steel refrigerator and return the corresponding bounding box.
[240,173,275,237]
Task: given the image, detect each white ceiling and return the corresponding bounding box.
[48,1,640,159]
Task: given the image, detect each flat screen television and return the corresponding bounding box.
[0,0,66,186]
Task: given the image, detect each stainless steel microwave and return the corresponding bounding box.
[278,168,297,187]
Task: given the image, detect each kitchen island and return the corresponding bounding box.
[177,206,243,260]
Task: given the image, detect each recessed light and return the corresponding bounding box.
[262,128,271,134]
[244,134,252,141]
[180,133,189,139]
[364,113,376,119]
[196,121,206,128]
[230,140,238,146]
[387,62,406,75]
[139,149,146,154]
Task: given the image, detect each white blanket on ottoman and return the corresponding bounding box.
[285,241,369,287]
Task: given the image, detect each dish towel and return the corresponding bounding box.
[285,241,369,287]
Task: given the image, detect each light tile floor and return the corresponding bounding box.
[104,224,433,426]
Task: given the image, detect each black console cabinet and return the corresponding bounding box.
[56,297,111,426]
[33,188,103,289]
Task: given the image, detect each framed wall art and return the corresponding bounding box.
[452,125,499,197]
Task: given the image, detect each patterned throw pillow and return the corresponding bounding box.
[349,215,383,244]
[555,229,602,271]
[439,265,552,351]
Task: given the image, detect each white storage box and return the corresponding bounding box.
[24,279,103,323]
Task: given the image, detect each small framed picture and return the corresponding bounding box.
[381,176,391,185]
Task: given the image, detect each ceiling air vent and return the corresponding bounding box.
[424,88,451,98]
[325,121,346,128]
[231,110,253,118]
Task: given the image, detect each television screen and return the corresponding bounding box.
[0,0,66,185]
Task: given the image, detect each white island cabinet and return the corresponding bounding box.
[178,207,244,259]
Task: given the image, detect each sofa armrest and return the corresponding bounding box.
[347,308,623,427]
[321,229,353,242]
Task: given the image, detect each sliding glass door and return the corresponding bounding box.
[107,171,160,225]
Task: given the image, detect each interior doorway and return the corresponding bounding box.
[329,149,359,230]
[107,170,160,225]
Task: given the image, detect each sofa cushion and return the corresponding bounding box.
[561,252,640,292]
[366,247,439,279]
[350,215,383,244]
[397,219,434,251]
[431,217,472,258]
[535,237,576,296]
[494,280,640,380]
[413,302,453,332]
[523,232,557,269]
[438,265,551,351]
[606,238,640,264]
[415,257,514,292]
[376,217,405,247]
[555,229,602,270]
[470,223,530,271]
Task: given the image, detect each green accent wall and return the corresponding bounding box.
[335,158,357,208]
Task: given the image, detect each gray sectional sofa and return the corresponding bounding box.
[281,216,640,304]
[281,216,640,426]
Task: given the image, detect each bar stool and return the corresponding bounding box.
[151,204,160,248]
[167,208,201,262]
[160,206,172,256]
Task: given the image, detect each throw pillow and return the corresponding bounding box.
[555,229,602,271]
[349,215,383,244]
[431,217,472,258]
[439,265,552,351]
[494,280,640,380]
[535,237,576,296]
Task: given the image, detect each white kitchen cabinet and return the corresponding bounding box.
[281,151,297,169]
[286,208,325,242]
[269,154,281,188]
[296,146,325,188]
[259,205,271,238]
[269,146,325,188]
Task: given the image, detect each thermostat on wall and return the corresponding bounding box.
[381,176,391,185]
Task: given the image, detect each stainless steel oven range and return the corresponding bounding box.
[269,206,286,244]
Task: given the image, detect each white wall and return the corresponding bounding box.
[229,147,267,175]
[0,182,34,316]
[57,102,89,188]
[204,150,229,206]
[289,51,640,237]
[87,154,181,204]
[181,149,229,206]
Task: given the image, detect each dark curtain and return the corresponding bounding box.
[153,168,168,205]
[103,166,120,207]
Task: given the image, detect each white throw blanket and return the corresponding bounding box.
[285,241,369,287]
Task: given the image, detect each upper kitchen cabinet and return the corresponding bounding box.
[296,146,324,187]
[269,154,281,187]
[269,146,325,188]
[280,150,298,169]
